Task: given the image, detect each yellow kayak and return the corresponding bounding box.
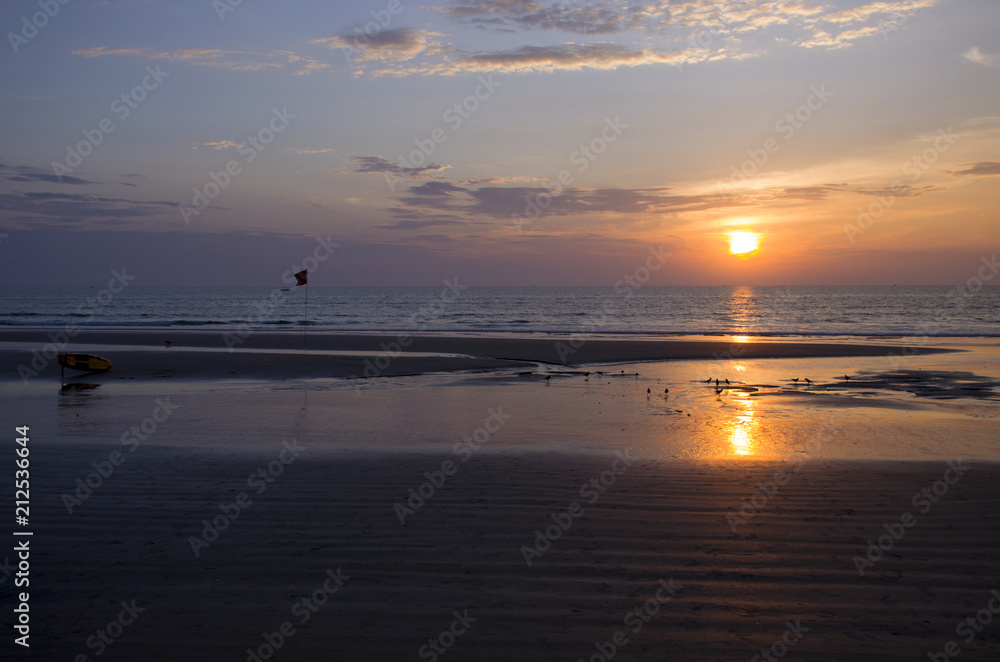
[58,353,112,373]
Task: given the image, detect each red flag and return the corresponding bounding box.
[294,269,308,286]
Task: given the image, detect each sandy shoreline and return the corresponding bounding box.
[0,329,960,381]
[2,329,997,660]
[16,446,1000,661]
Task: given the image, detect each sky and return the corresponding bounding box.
[0,0,998,286]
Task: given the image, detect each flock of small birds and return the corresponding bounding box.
[536,368,860,410]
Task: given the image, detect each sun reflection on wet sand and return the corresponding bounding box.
[728,393,760,456]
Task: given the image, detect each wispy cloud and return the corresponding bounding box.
[196,140,241,150]
[72,47,329,76]
[387,178,933,224]
[962,46,1000,68]
[349,155,451,179]
[949,161,1000,177]
[0,191,179,227]
[348,0,940,76]
[311,28,443,62]
[1,162,97,186]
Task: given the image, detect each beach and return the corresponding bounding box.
[1,330,999,660]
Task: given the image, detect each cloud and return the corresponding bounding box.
[349,155,451,179]
[823,0,935,24]
[949,162,1000,177]
[311,28,443,65]
[387,179,935,226]
[1,163,97,185]
[374,219,468,230]
[0,191,178,227]
[197,140,241,150]
[963,47,1000,68]
[289,148,336,154]
[72,47,329,76]
[364,0,939,75]
[436,0,650,35]
[394,180,738,218]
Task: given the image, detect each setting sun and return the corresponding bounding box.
[727,230,761,257]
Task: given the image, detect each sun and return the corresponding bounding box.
[727,230,761,257]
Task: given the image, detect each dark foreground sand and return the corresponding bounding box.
[17,446,1000,661]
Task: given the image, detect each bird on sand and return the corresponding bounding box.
[791,378,799,383]
[704,377,713,383]
[714,387,724,395]
[804,378,812,384]
[647,388,651,394]
[664,388,669,394]
[844,375,851,381]
[725,379,730,385]
[715,378,720,386]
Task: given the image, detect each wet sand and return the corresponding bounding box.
[1,330,997,660]
[18,447,1000,661]
[0,329,959,382]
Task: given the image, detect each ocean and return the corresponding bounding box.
[0,285,997,339]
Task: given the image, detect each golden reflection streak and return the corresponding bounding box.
[728,394,760,456]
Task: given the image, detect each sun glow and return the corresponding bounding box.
[727,230,761,257]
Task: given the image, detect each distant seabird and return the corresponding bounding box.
[844,375,851,381]
[164,340,173,347]
[725,379,730,385]
[791,378,799,383]
[715,378,720,386]
[664,388,669,394]
[714,387,724,394]
[805,378,812,384]
[705,377,712,383]
[647,388,651,394]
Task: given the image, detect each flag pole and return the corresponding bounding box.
[294,268,309,355]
